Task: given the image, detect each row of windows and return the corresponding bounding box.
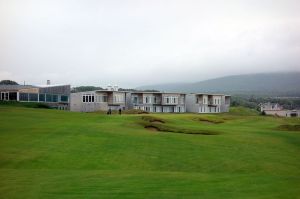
[19,93,69,103]
[164,96,178,104]
[82,94,108,103]
[143,96,159,104]
[196,98,220,105]
[114,95,124,103]
[133,96,185,104]
[134,106,185,112]
[199,106,220,113]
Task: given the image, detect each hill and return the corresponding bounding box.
[0,106,300,198]
[137,72,300,96]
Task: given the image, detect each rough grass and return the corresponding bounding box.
[0,106,300,198]
[0,101,51,109]
[277,124,300,131]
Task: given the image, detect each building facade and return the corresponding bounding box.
[128,92,186,113]
[70,90,128,112]
[0,84,70,110]
[259,103,299,117]
[260,102,283,112]
[186,93,231,113]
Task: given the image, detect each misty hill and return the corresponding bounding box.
[137,72,300,96]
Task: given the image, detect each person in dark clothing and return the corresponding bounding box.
[118,108,122,115]
[107,108,112,115]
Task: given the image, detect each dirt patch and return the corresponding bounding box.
[141,116,165,123]
[145,126,159,131]
[123,109,149,114]
[193,117,224,124]
[141,116,219,135]
[277,124,300,131]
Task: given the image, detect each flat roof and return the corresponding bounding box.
[131,91,186,95]
[0,85,37,91]
[191,93,230,96]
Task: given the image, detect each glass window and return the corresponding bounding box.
[20,93,29,101]
[92,95,94,102]
[46,94,52,102]
[29,93,38,102]
[60,95,68,102]
[103,96,107,102]
[9,92,17,101]
[53,95,58,102]
[39,94,45,102]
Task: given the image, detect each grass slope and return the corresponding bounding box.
[0,106,300,198]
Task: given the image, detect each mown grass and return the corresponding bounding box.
[0,106,299,198]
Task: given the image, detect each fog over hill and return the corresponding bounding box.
[137,72,300,97]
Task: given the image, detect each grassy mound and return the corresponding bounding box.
[140,115,220,135]
[229,106,259,116]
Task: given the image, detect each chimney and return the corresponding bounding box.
[47,80,50,85]
[107,84,112,91]
[114,85,119,91]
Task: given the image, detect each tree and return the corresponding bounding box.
[0,80,19,85]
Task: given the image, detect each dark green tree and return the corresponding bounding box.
[0,80,19,85]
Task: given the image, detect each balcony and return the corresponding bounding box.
[208,101,217,106]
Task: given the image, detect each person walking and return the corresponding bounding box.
[118,108,122,115]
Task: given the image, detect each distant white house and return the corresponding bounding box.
[259,102,300,117]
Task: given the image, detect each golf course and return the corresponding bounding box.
[0,105,300,198]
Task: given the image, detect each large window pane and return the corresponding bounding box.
[60,95,68,102]
[29,93,38,102]
[39,94,45,102]
[46,94,52,102]
[19,93,29,101]
[9,92,17,101]
[53,95,58,102]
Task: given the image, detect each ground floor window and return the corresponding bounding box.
[8,92,17,100]
[29,93,38,102]
[1,92,9,100]
[19,93,29,101]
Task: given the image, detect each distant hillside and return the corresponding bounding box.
[137,72,300,97]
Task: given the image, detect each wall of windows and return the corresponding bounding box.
[18,92,68,103]
[82,94,95,103]
[19,93,29,101]
[163,96,178,104]
[29,93,38,102]
[113,94,124,103]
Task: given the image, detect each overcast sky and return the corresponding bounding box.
[0,0,300,87]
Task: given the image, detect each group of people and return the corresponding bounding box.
[107,108,122,115]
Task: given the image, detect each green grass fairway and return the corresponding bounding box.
[0,106,300,198]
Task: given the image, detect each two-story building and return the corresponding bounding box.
[186,93,230,113]
[129,92,186,113]
[70,87,128,112]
